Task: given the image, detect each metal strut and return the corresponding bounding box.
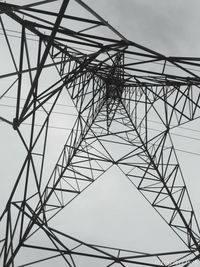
[0,0,200,266]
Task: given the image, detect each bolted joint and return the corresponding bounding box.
[13,118,19,130]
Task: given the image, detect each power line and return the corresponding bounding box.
[1,95,75,108]
[0,102,200,157]
[19,122,200,158]
[1,27,200,74]
[0,103,77,117]
[1,100,200,135]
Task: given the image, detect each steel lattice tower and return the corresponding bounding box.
[0,1,200,266]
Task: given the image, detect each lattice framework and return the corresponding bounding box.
[0,1,200,266]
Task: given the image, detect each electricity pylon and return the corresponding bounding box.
[0,0,200,266]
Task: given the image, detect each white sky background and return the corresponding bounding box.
[0,0,200,266]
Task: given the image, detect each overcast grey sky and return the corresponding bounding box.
[1,1,200,266]
[85,0,200,57]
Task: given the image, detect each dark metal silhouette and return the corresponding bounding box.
[0,0,200,266]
